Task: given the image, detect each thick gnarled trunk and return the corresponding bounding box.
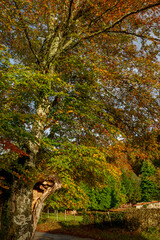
[1,183,33,240]
[0,176,61,240]
[0,96,61,239]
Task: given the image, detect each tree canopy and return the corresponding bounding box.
[0,1,160,239]
[1,0,160,205]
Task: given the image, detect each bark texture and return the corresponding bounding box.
[0,175,61,240]
[31,175,62,240]
[1,183,33,240]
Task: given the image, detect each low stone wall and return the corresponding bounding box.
[146,202,160,209]
[82,209,160,231]
[135,201,160,209]
[124,208,160,231]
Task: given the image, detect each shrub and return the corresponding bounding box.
[82,211,125,229]
[82,208,160,232]
[124,208,160,231]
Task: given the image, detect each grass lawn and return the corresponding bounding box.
[39,212,83,222]
[37,215,160,240]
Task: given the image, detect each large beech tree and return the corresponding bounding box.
[0,0,160,239]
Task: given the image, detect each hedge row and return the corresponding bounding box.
[82,211,124,229]
[124,208,160,231]
[82,208,160,231]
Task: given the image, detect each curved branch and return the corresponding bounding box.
[66,0,74,28]
[88,1,119,28]
[84,1,160,40]
[13,0,40,64]
[65,2,160,51]
[107,30,160,42]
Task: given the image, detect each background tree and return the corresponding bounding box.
[82,175,121,211]
[140,160,159,202]
[121,170,141,203]
[0,1,160,239]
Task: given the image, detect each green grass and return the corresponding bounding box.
[39,212,83,223]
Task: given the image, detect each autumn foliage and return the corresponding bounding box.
[0,138,29,157]
[0,2,160,238]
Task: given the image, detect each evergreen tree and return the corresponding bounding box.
[121,170,141,203]
[89,186,112,211]
[140,161,158,201]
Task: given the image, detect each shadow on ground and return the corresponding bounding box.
[34,231,93,240]
[36,220,152,240]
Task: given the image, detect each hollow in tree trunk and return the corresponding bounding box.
[0,175,61,240]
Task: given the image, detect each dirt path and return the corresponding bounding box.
[34,232,94,240]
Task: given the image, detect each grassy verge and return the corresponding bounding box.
[37,217,160,240]
[39,212,83,222]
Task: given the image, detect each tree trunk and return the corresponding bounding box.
[1,182,33,240]
[0,175,61,240]
[31,175,61,240]
[0,15,63,239]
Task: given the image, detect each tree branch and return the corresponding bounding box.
[88,1,119,28]
[13,0,40,65]
[66,0,74,28]
[107,30,160,42]
[84,1,160,40]
[65,1,160,51]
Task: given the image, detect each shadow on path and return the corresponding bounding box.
[36,222,151,240]
[34,231,94,240]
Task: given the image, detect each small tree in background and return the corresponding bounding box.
[121,170,141,203]
[89,186,112,211]
[140,161,158,202]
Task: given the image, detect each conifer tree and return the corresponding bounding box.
[140,161,158,202]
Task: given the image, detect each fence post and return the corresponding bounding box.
[56,210,59,221]
[47,208,49,219]
[74,210,76,221]
[65,210,66,221]
[107,211,112,226]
